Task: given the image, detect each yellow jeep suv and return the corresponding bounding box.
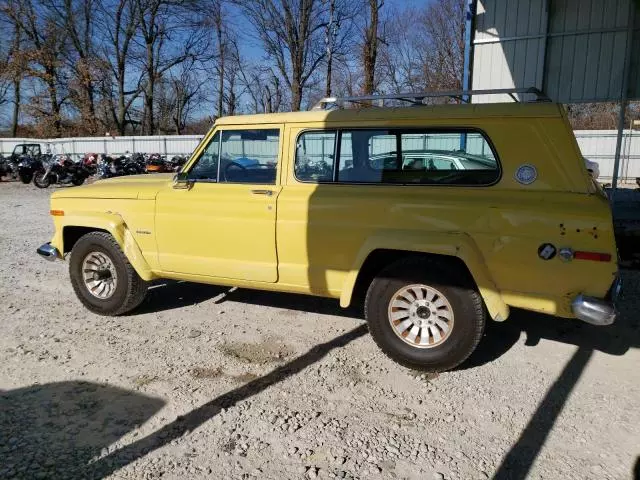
[37,91,620,371]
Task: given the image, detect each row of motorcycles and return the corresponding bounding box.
[0,151,188,188]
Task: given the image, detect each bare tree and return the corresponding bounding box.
[57,0,100,133]
[212,1,225,117]
[38,0,106,133]
[378,8,422,93]
[99,0,143,135]
[0,13,23,135]
[322,0,355,97]
[136,0,207,134]
[417,0,465,91]
[360,0,384,95]
[236,59,285,114]
[3,0,69,136]
[169,64,207,134]
[234,0,326,111]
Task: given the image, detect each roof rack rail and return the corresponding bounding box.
[311,87,550,110]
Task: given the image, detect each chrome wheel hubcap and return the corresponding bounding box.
[82,251,118,299]
[388,284,454,348]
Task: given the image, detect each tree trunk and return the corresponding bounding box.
[146,83,154,134]
[215,4,225,117]
[291,82,302,111]
[325,0,335,97]
[48,81,62,137]
[145,41,155,135]
[11,79,20,137]
[362,0,381,95]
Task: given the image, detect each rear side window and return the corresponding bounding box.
[295,131,337,182]
[336,130,499,185]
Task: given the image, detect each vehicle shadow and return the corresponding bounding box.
[134,280,638,368]
[463,303,639,370]
[134,280,227,315]
[134,279,362,319]
[0,381,164,479]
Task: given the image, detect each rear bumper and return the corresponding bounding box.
[571,277,621,326]
[37,242,61,261]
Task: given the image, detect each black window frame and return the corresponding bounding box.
[294,127,502,187]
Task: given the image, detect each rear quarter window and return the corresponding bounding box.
[337,129,500,185]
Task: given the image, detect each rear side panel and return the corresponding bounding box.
[277,111,617,319]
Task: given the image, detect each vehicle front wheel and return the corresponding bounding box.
[33,171,51,188]
[20,173,33,184]
[365,257,485,372]
[69,231,148,315]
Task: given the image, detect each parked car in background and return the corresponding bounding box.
[10,143,42,161]
[37,93,620,372]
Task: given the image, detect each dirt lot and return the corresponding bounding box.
[0,181,638,480]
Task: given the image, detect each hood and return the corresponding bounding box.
[51,173,174,200]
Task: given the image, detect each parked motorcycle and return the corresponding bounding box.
[0,155,20,181]
[145,153,171,173]
[169,155,188,172]
[95,154,142,179]
[34,154,93,188]
[17,156,46,184]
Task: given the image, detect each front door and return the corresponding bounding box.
[155,127,282,282]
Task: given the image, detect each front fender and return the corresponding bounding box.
[339,230,509,321]
[51,212,156,281]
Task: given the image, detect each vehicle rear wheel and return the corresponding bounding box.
[69,231,148,315]
[365,257,485,372]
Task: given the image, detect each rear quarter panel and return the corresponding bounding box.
[277,116,616,319]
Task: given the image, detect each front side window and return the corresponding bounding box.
[188,131,220,181]
[295,131,337,182]
[219,129,280,184]
[337,130,499,185]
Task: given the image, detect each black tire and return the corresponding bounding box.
[69,231,149,315]
[365,257,485,372]
[20,173,33,184]
[71,176,85,186]
[33,171,50,188]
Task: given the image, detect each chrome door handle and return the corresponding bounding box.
[251,189,273,196]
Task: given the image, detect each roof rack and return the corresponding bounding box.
[311,87,550,110]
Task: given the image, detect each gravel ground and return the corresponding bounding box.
[0,181,639,480]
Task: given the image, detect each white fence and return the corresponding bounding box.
[0,135,203,160]
[573,130,640,182]
[1,130,639,181]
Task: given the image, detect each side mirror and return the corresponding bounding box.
[172,172,192,190]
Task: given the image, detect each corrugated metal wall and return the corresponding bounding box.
[472,0,640,103]
[2,131,638,182]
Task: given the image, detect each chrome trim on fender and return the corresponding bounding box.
[37,242,61,261]
[572,294,616,326]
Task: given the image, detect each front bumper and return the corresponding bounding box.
[37,242,61,261]
[571,277,621,326]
